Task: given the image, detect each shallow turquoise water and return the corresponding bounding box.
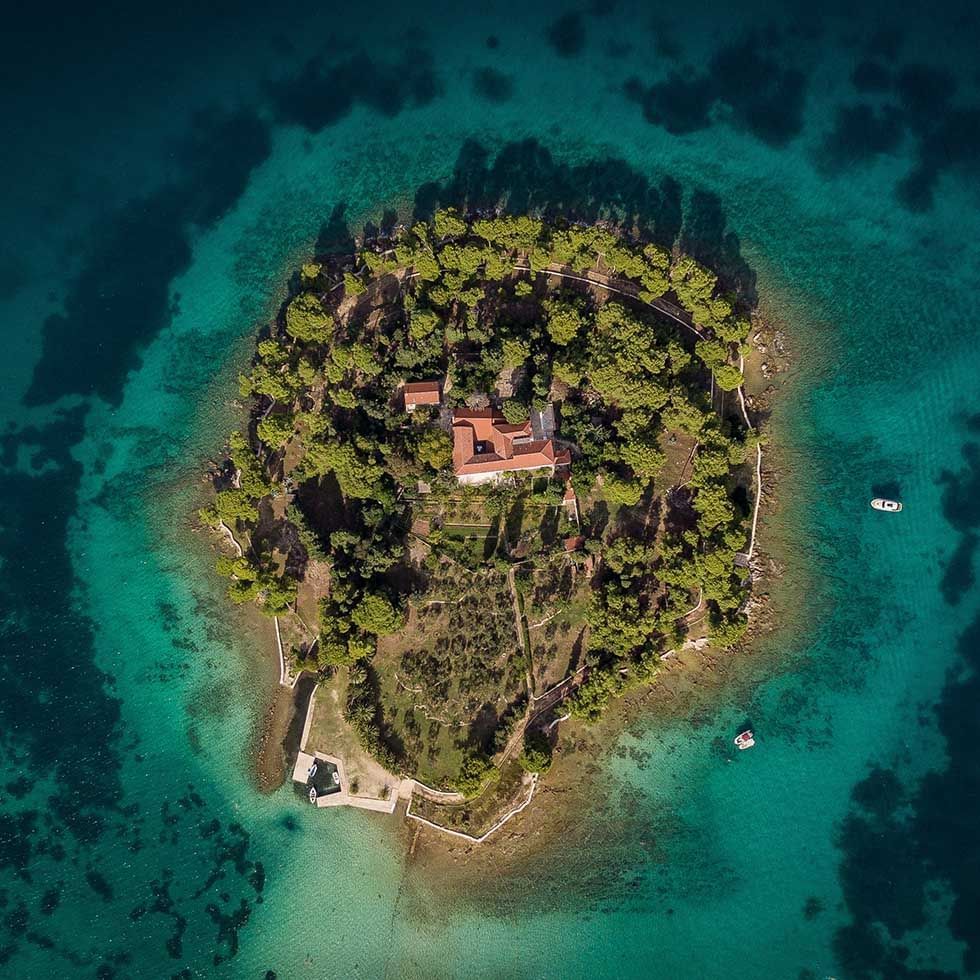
[2,2,980,977]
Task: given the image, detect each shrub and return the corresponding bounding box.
[501,337,531,367]
[352,593,405,636]
[416,428,453,471]
[433,207,468,239]
[709,611,748,647]
[519,730,553,773]
[454,751,493,796]
[544,296,586,346]
[343,271,366,297]
[502,399,529,424]
[713,363,744,391]
[256,412,295,450]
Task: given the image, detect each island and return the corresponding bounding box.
[200,210,764,841]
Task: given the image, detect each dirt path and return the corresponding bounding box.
[219,520,243,557]
[506,566,534,697]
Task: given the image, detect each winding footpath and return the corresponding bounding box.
[405,774,539,844]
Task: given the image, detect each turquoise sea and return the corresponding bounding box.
[2,2,979,976]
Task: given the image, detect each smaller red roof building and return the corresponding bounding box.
[403,381,441,412]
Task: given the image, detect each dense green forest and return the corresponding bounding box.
[201,210,759,791]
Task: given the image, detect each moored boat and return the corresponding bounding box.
[734,729,755,750]
[870,498,903,512]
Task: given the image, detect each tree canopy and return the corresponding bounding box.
[285,291,333,343]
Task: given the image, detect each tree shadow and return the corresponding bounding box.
[871,480,902,500]
[539,507,560,548]
[295,472,350,540]
[315,202,355,256]
[386,553,425,597]
[362,208,400,243]
[941,533,977,607]
[467,702,499,754]
[411,137,688,252]
[565,628,586,677]
[624,29,807,149]
[818,55,980,212]
[545,11,586,58]
[282,675,318,771]
[484,515,501,560]
[586,499,610,538]
[680,189,758,306]
[730,484,751,523]
[937,440,980,606]
[26,107,271,407]
[663,487,697,536]
[407,138,757,303]
[472,66,514,103]
[505,496,525,550]
[266,48,442,134]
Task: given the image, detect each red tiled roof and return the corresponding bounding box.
[451,409,559,476]
[403,381,441,407]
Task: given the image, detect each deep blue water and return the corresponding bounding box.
[2,2,980,976]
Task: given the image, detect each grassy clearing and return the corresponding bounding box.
[533,620,588,692]
[502,497,570,557]
[660,429,697,488]
[443,523,493,535]
[374,559,525,788]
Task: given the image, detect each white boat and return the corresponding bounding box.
[308,787,318,805]
[870,498,903,513]
[734,729,755,750]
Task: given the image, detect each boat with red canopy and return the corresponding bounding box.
[734,729,755,750]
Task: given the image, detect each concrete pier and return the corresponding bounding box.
[293,749,400,813]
